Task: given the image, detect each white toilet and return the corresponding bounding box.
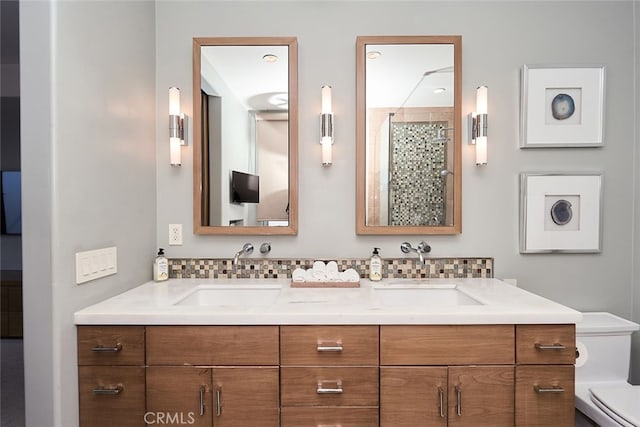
[575,312,640,427]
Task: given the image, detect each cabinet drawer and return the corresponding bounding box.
[77,326,145,366]
[78,366,145,427]
[515,365,575,426]
[281,407,379,426]
[381,325,514,365]
[146,326,279,365]
[516,324,576,365]
[281,325,378,366]
[281,367,379,407]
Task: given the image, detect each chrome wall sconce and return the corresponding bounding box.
[169,87,186,166]
[469,85,488,166]
[320,85,334,166]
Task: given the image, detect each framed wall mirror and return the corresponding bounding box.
[356,36,462,235]
[193,37,298,235]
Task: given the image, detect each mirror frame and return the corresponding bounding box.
[193,37,298,235]
[356,35,462,235]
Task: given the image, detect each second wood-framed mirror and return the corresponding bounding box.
[356,35,462,235]
[193,37,298,235]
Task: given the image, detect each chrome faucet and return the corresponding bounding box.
[233,243,254,265]
[400,241,431,264]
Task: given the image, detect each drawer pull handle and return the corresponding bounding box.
[92,384,123,395]
[317,381,343,394]
[215,387,222,417]
[199,385,206,416]
[91,343,122,353]
[534,385,565,393]
[455,385,462,416]
[438,386,445,418]
[535,343,566,350]
[316,343,343,352]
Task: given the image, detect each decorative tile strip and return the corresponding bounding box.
[168,258,493,280]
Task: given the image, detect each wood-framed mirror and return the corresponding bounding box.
[356,35,462,235]
[193,37,298,235]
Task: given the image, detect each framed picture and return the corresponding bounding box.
[520,65,605,148]
[520,172,602,253]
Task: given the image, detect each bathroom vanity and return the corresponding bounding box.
[75,278,579,427]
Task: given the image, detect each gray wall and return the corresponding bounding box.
[20,1,156,426]
[632,1,640,385]
[156,0,637,337]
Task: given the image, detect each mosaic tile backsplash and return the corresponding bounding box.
[169,258,493,280]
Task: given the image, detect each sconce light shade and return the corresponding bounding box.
[470,85,488,166]
[169,87,185,166]
[320,85,334,166]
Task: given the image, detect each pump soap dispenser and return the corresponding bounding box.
[153,248,169,282]
[369,248,382,282]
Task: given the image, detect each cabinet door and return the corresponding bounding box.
[146,367,212,427]
[213,367,279,427]
[515,365,574,426]
[380,367,447,427]
[448,366,514,427]
[78,366,145,427]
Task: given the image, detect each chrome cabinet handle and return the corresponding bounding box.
[535,343,566,350]
[317,381,343,394]
[455,385,462,416]
[199,385,205,416]
[534,385,565,393]
[215,388,222,417]
[316,343,343,352]
[92,384,123,395]
[216,387,222,417]
[438,386,445,418]
[91,343,122,353]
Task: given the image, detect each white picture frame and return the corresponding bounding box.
[520,172,603,253]
[520,65,606,148]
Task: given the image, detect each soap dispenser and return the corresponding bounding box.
[153,248,169,282]
[369,248,382,282]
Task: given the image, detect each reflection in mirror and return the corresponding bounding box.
[356,36,461,235]
[193,37,298,235]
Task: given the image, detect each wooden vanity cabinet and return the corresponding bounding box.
[380,325,516,426]
[515,324,576,426]
[280,326,380,427]
[146,326,280,427]
[77,326,146,427]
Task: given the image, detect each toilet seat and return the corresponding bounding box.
[589,384,640,427]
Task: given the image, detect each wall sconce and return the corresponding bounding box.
[169,87,186,166]
[320,85,334,166]
[469,85,488,166]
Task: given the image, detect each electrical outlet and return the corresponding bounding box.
[169,224,183,245]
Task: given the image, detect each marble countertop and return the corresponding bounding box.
[73,278,581,325]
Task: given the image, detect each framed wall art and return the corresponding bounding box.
[520,172,603,253]
[520,65,605,148]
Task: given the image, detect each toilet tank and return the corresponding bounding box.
[575,312,639,383]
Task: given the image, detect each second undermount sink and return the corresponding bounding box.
[372,283,483,307]
[174,284,282,306]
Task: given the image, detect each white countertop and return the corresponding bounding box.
[73,278,581,325]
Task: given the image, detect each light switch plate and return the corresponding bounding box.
[75,247,117,284]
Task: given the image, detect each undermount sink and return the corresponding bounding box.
[174,284,282,306]
[372,283,483,307]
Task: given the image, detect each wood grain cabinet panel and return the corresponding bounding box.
[146,325,279,365]
[77,326,145,366]
[516,324,576,365]
[281,407,379,426]
[281,366,379,407]
[78,366,145,427]
[515,365,575,427]
[381,325,515,365]
[281,325,379,366]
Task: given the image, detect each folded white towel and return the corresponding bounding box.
[292,268,306,282]
[312,260,326,273]
[340,268,360,283]
[326,261,339,275]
